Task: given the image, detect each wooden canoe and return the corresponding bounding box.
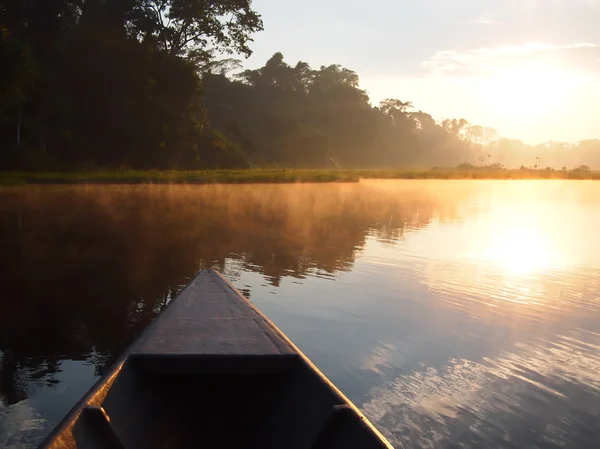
[39,270,393,449]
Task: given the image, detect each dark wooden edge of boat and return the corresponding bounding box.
[214,274,393,448]
[37,273,203,448]
[37,269,394,449]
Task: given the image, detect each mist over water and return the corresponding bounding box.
[2,181,600,448]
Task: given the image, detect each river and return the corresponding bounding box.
[1,180,600,448]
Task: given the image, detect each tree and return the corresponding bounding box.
[4,3,598,173]
[204,53,526,169]
[196,56,243,75]
[0,28,35,152]
[379,99,413,125]
[129,0,263,57]
[0,0,263,169]
[442,118,468,138]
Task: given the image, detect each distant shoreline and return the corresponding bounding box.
[2,168,599,186]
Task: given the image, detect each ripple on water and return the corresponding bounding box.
[3,181,600,449]
[363,329,600,448]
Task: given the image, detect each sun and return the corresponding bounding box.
[481,64,576,119]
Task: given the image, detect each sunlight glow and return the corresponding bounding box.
[481,64,577,120]
[469,186,572,277]
[485,227,552,275]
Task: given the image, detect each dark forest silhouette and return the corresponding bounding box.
[2,1,600,170]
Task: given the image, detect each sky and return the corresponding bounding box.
[242,0,600,144]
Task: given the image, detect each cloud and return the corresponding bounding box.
[423,42,599,76]
[470,18,504,25]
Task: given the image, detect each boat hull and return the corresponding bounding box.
[39,270,393,449]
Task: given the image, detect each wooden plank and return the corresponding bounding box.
[131,270,295,356]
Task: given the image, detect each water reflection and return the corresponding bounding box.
[463,183,599,276]
[2,180,600,448]
[364,329,600,448]
[0,181,469,436]
[343,182,600,448]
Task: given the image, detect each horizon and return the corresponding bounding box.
[243,0,600,145]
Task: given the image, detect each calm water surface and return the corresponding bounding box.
[2,180,600,448]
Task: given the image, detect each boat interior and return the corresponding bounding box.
[65,353,390,449]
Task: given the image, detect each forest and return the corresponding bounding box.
[1,0,600,171]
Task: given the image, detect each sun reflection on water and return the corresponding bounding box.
[484,226,553,276]
[460,183,583,278]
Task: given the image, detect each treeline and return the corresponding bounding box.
[485,139,600,170]
[0,0,262,170]
[202,52,600,169]
[203,53,479,169]
[1,2,599,170]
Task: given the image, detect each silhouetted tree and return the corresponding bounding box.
[0,0,261,169]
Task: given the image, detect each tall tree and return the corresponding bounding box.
[128,0,263,57]
[0,0,261,169]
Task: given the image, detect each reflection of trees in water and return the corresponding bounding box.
[0,350,112,407]
[0,182,471,404]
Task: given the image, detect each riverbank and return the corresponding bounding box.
[0,170,360,185]
[1,168,599,185]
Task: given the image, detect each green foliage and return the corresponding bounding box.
[3,2,600,172]
[573,165,591,173]
[0,0,262,170]
[4,166,600,186]
[203,53,600,171]
[203,53,493,169]
[126,0,263,57]
[0,29,34,105]
[0,169,359,185]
